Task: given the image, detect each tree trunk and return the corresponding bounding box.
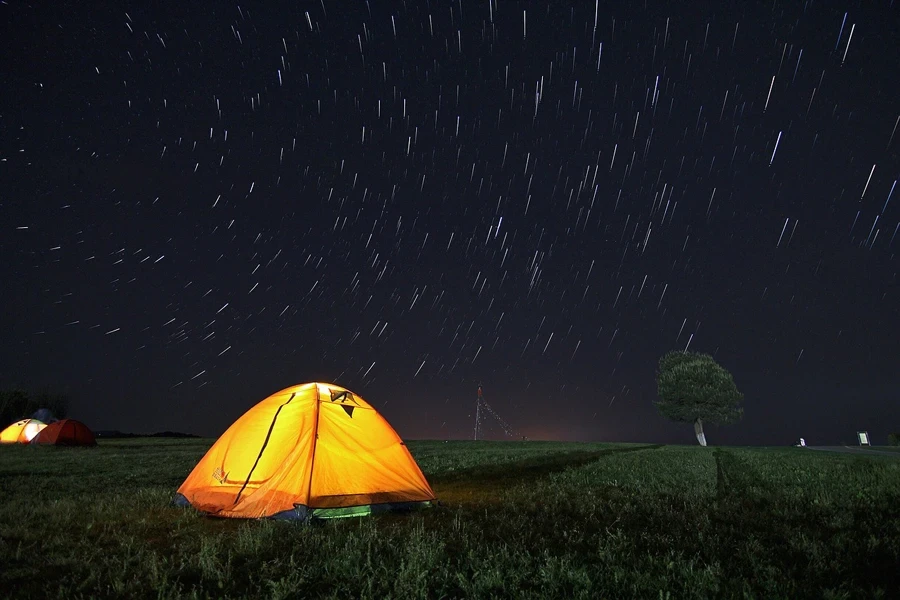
[694,418,708,446]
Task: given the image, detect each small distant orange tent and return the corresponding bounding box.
[31,419,97,446]
[0,419,46,444]
[174,382,435,520]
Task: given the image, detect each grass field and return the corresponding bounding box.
[1,439,899,599]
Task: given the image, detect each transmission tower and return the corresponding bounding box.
[474,384,483,440]
[474,384,520,440]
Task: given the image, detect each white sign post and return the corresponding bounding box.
[857,431,870,446]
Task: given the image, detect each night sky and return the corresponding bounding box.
[2,1,898,445]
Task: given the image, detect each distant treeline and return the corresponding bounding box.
[95,431,200,439]
[0,388,69,425]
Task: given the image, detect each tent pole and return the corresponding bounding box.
[305,385,323,513]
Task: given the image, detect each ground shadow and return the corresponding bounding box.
[431,444,664,503]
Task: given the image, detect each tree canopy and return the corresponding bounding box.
[655,351,743,426]
[0,387,69,426]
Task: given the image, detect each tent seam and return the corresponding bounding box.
[304,384,323,514]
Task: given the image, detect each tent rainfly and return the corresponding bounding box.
[174,382,435,520]
[31,419,97,446]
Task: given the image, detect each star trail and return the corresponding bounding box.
[1,1,897,444]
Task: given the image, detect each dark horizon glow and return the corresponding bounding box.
[1,1,898,446]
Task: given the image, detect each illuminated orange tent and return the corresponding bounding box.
[31,419,97,446]
[174,382,435,520]
[0,419,46,444]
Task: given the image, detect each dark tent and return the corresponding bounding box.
[31,419,97,446]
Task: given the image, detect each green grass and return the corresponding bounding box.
[1,439,899,599]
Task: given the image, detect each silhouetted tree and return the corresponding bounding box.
[654,351,743,446]
[0,387,70,425]
[0,388,31,425]
[30,388,70,420]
